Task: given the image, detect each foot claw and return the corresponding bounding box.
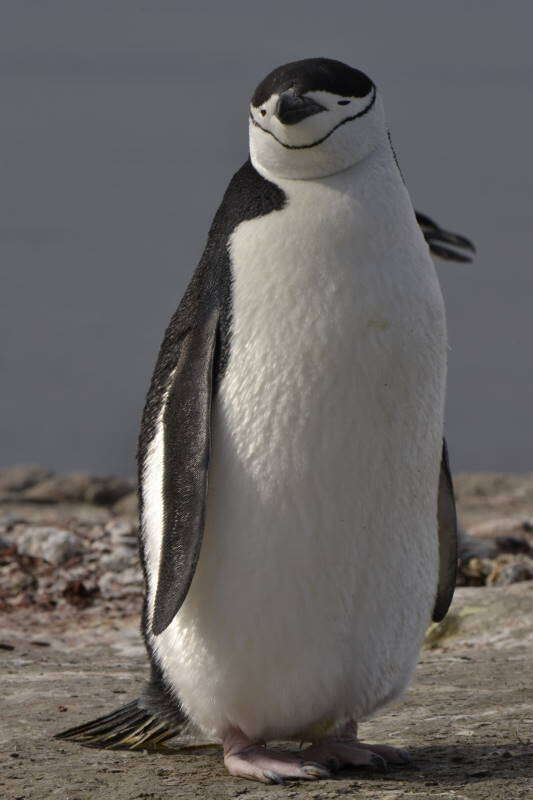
[223,736,330,784]
[302,764,331,779]
[369,753,388,772]
[398,748,412,764]
[222,726,409,783]
[323,755,340,771]
[303,730,410,774]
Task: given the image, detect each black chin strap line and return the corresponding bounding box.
[249,85,377,151]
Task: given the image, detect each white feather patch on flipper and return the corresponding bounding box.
[141,366,177,619]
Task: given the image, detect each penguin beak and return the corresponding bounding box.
[275,91,326,126]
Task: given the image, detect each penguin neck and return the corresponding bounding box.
[248,141,417,269]
[251,139,400,194]
[252,140,404,207]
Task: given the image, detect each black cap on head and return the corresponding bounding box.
[252,58,374,107]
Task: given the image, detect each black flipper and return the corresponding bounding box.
[153,309,219,635]
[415,211,476,264]
[136,160,286,639]
[433,439,458,622]
[388,133,475,263]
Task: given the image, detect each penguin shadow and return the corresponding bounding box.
[146,739,532,786]
[336,741,533,786]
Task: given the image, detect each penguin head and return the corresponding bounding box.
[249,58,386,180]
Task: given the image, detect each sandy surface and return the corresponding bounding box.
[1,585,532,799]
[1,470,533,798]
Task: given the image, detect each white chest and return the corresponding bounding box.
[219,154,446,482]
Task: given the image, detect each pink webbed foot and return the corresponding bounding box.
[303,721,411,773]
[223,729,331,784]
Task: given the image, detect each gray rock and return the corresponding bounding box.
[458,527,499,560]
[459,525,532,564]
[467,515,522,538]
[17,473,134,506]
[16,526,83,564]
[105,518,137,548]
[107,517,135,537]
[489,556,533,586]
[22,473,94,503]
[98,567,143,599]
[63,505,111,526]
[100,547,135,571]
[0,512,26,529]
[84,477,135,506]
[112,491,138,517]
[0,465,52,494]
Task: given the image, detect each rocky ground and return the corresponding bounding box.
[1,465,533,799]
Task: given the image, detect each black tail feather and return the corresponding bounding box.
[55,698,188,751]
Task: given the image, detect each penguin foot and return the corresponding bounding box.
[223,728,330,784]
[303,721,411,773]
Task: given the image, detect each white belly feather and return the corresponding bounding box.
[147,150,447,741]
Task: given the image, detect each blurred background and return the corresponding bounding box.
[1,0,532,476]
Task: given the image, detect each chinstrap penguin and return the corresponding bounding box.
[57,58,474,784]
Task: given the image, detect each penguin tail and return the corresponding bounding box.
[54,698,187,750]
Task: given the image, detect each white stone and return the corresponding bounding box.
[16,526,83,564]
[105,518,138,548]
[100,547,134,570]
[98,567,143,599]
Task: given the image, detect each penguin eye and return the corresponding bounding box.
[260,109,267,116]
[338,100,350,106]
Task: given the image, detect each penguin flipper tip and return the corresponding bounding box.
[415,209,476,264]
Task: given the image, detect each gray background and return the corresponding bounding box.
[1,0,532,476]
